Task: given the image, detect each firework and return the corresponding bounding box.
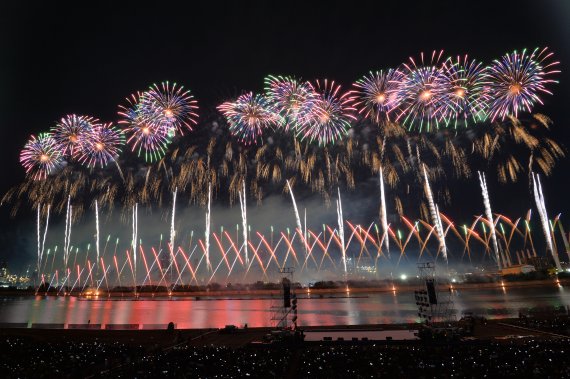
[296,79,356,146]
[264,75,317,131]
[350,69,405,124]
[442,56,489,127]
[217,92,280,145]
[141,81,199,136]
[20,133,63,180]
[118,92,172,163]
[5,49,565,217]
[51,114,98,157]
[78,123,125,168]
[484,48,559,121]
[396,51,453,132]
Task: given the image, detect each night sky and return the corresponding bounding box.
[0,1,569,270]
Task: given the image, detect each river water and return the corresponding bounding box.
[0,285,568,328]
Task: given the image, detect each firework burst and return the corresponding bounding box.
[118,93,172,163]
[264,75,317,131]
[217,92,280,145]
[396,51,453,132]
[296,79,356,146]
[141,81,199,136]
[20,133,63,180]
[350,69,405,124]
[78,123,125,168]
[51,114,98,157]
[484,48,560,121]
[5,50,565,216]
[442,55,490,127]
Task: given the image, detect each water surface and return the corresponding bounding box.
[0,285,568,328]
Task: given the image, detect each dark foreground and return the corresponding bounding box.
[1,318,569,378]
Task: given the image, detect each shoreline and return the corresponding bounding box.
[1,318,567,347]
[1,277,567,299]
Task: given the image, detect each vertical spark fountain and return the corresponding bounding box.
[239,180,249,266]
[63,196,72,269]
[559,222,570,263]
[336,188,347,275]
[63,200,68,269]
[422,164,447,261]
[286,179,303,267]
[36,206,41,280]
[95,200,100,278]
[205,184,211,271]
[478,171,501,270]
[170,188,177,281]
[304,208,308,267]
[41,204,50,270]
[379,166,390,254]
[132,203,138,287]
[532,173,561,270]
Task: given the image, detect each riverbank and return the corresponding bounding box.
[0,317,567,348]
[1,277,567,299]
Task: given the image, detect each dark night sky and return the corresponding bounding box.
[0,1,569,268]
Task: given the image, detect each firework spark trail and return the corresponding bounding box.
[63,196,72,268]
[211,233,231,272]
[81,261,96,293]
[280,231,300,267]
[559,222,570,263]
[57,268,71,296]
[70,247,78,275]
[41,247,53,277]
[304,209,309,267]
[189,242,208,284]
[422,164,447,261]
[67,205,72,266]
[68,266,84,294]
[379,166,390,256]
[478,171,501,269]
[83,244,91,275]
[132,204,138,286]
[36,206,41,279]
[209,249,229,284]
[222,231,248,277]
[169,188,177,280]
[200,240,224,283]
[209,241,237,283]
[286,180,304,267]
[532,172,561,270]
[310,230,336,270]
[141,246,161,286]
[27,209,568,287]
[239,180,248,266]
[174,246,198,287]
[169,244,183,288]
[95,200,100,277]
[551,215,561,260]
[96,261,111,292]
[63,199,68,267]
[44,270,58,294]
[243,239,267,281]
[139,246,152,287]
[170,189,177,255]
[205,184,211,271]
[39,204,50,281]
[113,256,121,288]
[226,238,243,276]
[336,188,347,275]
